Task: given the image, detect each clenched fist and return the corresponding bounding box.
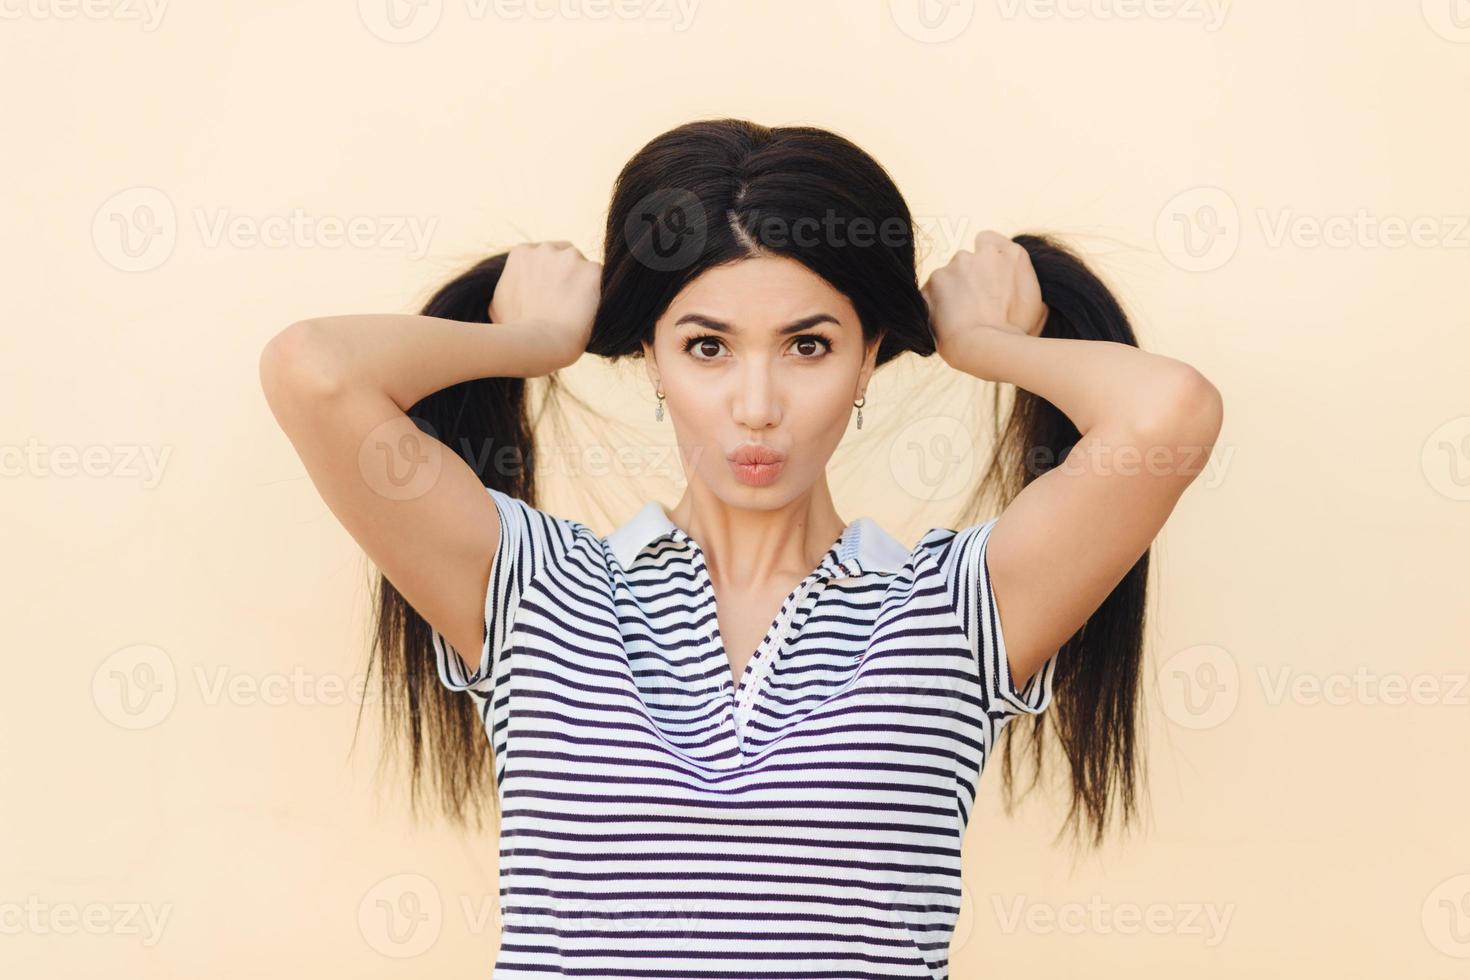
[491,241,602,367]
[922,230,1048,368]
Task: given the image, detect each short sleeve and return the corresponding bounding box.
[921,518,1059,722]
[430,487,577,696]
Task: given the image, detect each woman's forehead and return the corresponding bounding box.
[662,257,856,330]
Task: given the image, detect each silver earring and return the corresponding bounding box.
[655,388,666,421]
[853,395,865,430]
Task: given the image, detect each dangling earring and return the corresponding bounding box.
[853,395,865,430]
[654,388,666,421]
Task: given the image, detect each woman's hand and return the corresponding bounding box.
[922,230,1048,368]
[490,241,602,367]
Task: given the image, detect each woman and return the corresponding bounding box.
[260,118,1221,976]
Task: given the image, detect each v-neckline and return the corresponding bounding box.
[667,520,853,701]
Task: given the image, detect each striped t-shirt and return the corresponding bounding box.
[432,488,1059,979]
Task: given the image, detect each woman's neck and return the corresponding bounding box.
[665,484,846,587]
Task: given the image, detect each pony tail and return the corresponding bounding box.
[360,252,536,831]
[976,233,1150,850]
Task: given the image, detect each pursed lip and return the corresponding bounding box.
[728,445,787,465]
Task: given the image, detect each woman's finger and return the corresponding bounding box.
[974,229,1011,251]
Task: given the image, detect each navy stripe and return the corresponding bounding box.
[429,488,1060,978]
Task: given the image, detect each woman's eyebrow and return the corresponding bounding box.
[672,312,841,335]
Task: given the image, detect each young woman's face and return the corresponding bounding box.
[642,254,879,508]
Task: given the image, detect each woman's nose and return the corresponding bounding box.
[730,363,781,429]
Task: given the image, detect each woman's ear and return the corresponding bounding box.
[858,331,883,390]
[641,339,659,386]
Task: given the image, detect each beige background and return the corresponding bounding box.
[4,1,1467,977]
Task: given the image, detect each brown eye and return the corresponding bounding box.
[793,335,833,358]
[681,335,726,360]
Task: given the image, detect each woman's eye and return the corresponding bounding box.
[793,335,833,358]
[681,335,726,360]
[679,334,833,360]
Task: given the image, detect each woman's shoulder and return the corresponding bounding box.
[483,486,602,549]
[911,516,1003,565]
[846,514,993,578]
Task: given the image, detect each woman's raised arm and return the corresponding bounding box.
[925,231,1223,694]
[256,242,599,660]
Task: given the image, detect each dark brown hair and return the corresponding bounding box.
[362,118,1148,849]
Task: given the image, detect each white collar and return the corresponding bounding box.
[607,500,909,574]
